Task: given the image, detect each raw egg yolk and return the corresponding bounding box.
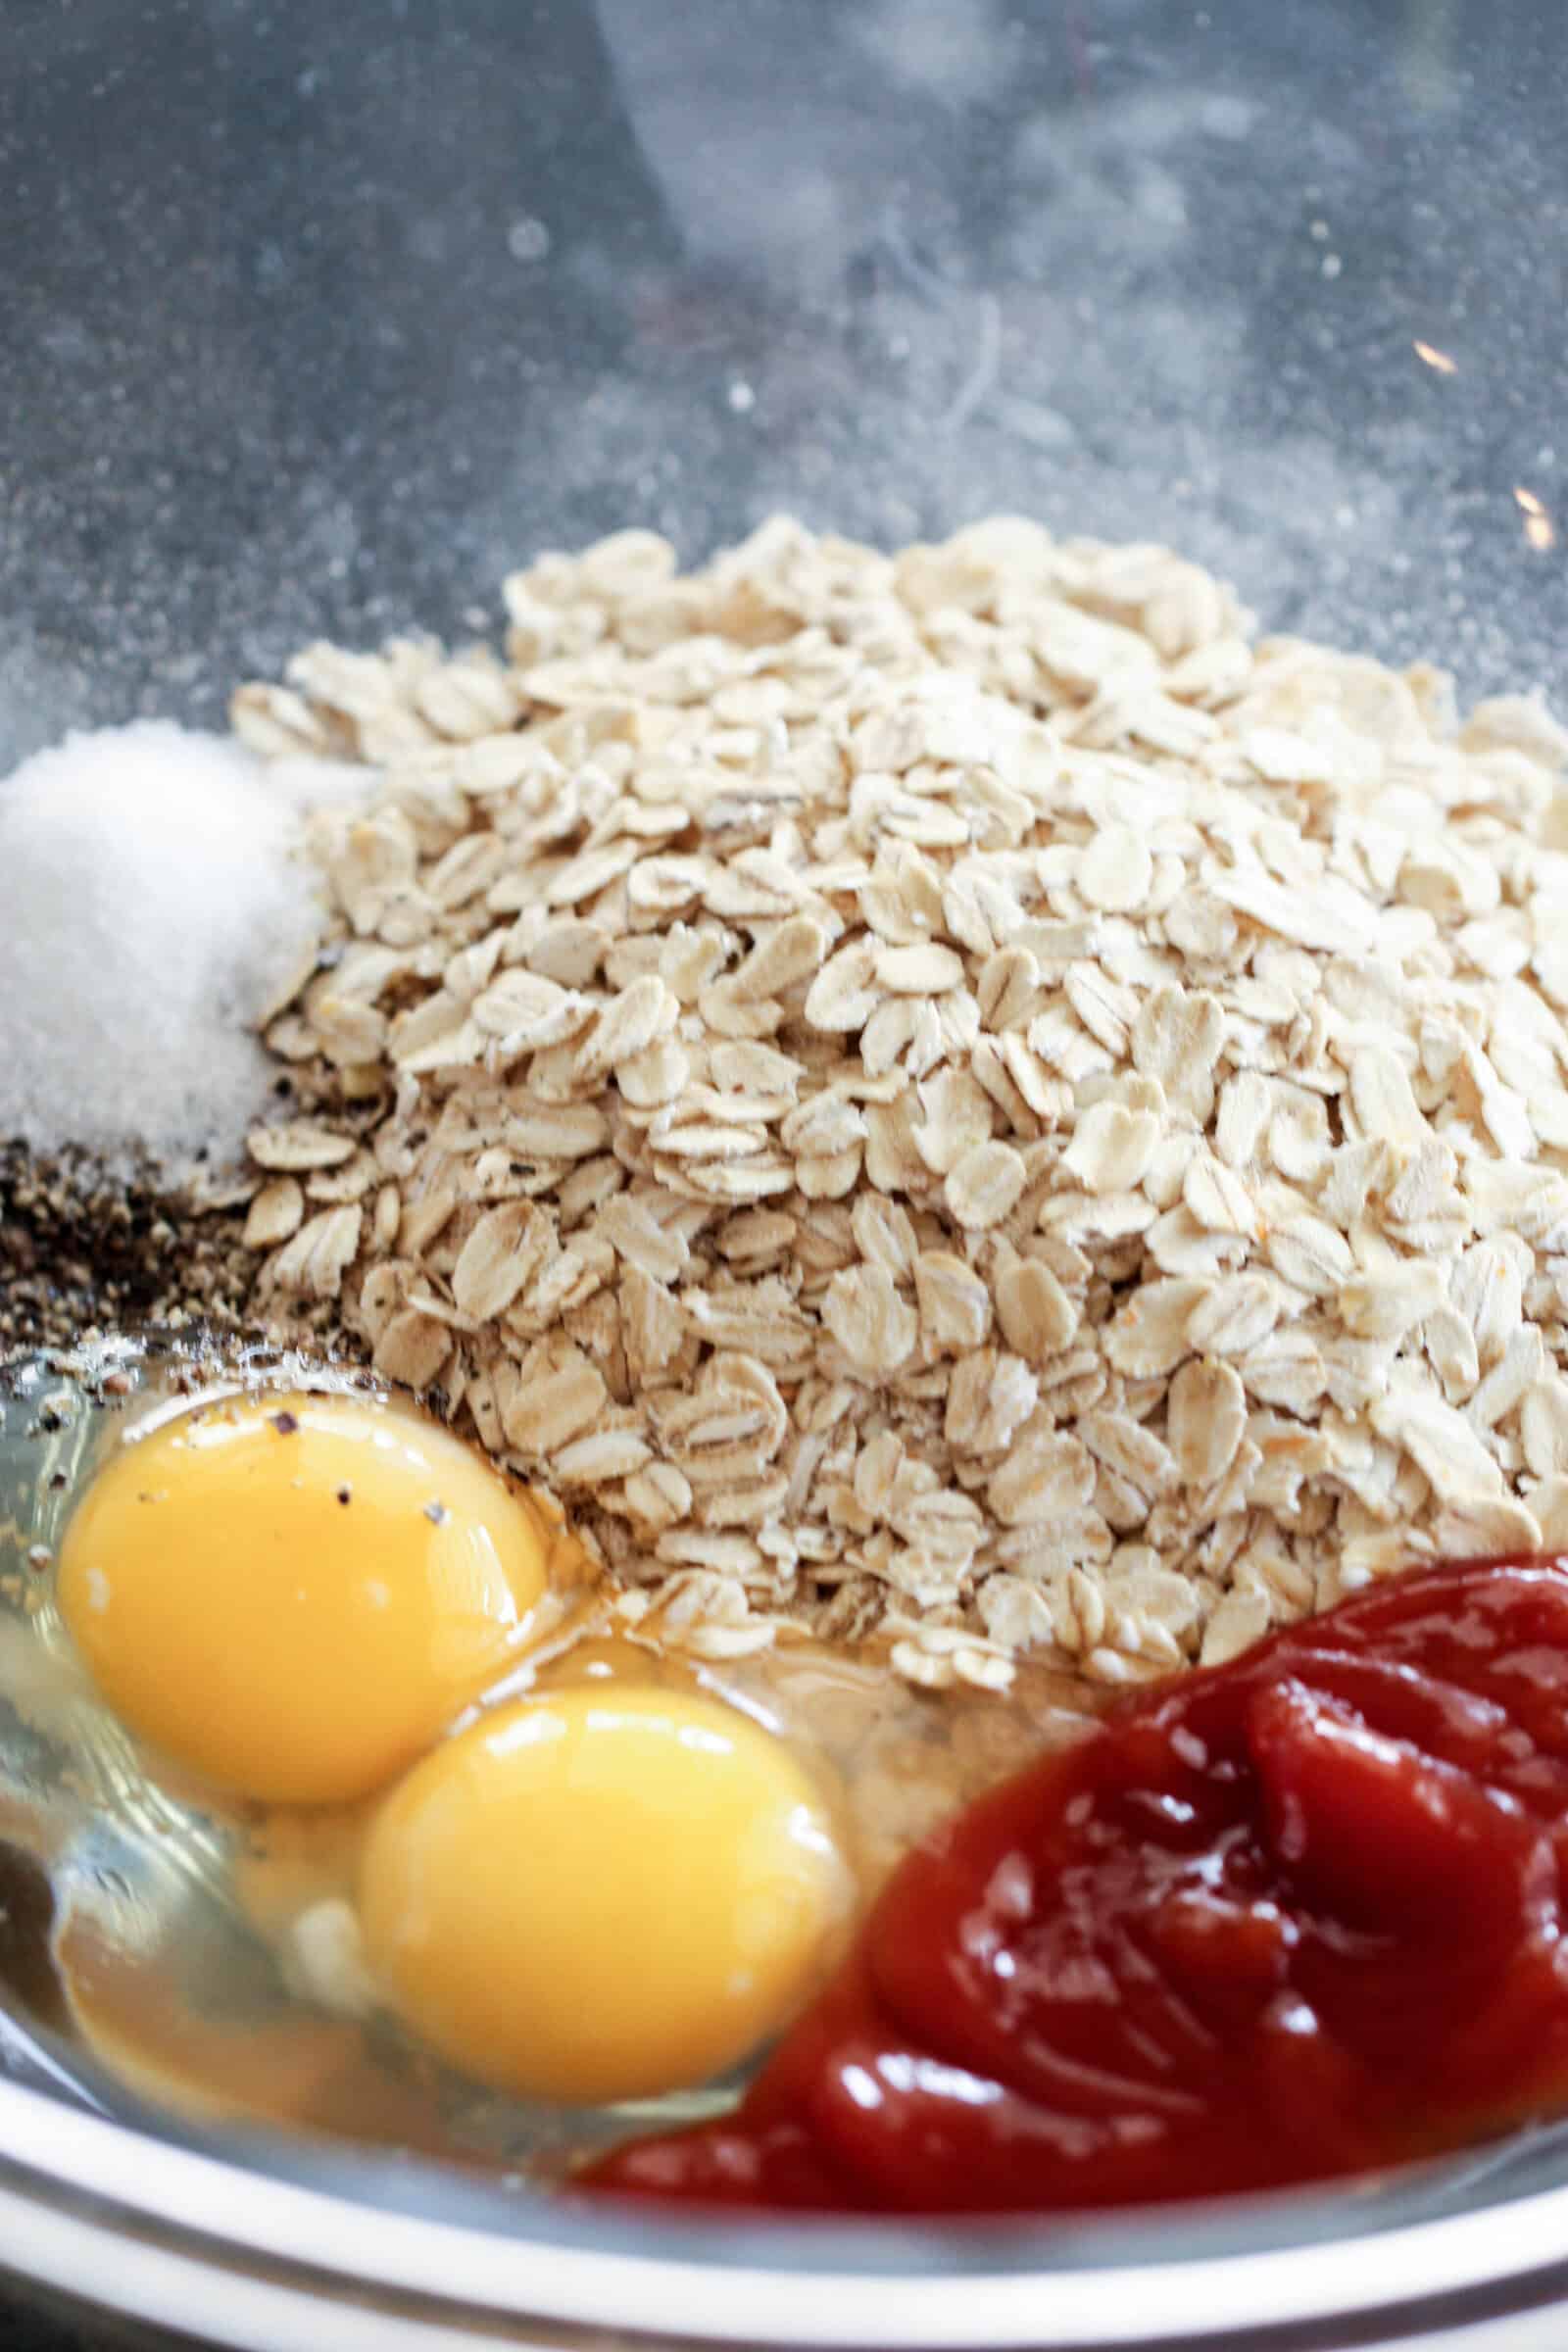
[358,1685,849,2105]
[58,1391,547,1807]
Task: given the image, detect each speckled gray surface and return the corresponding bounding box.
[3,0,1568,2340]
[4,0,1566,782]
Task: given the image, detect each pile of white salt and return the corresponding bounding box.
[0,722,368,1171]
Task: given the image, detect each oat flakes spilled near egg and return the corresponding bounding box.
[24,516,1568,1699]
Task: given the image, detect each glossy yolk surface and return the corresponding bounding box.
[58,1390,547,1806]
[359,1684,849,2105]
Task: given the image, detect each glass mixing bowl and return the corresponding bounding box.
[3,2,1568,2343]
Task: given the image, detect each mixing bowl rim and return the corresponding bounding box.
[1,2077,1568,2349]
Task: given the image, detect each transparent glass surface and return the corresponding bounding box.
[3,3,1568,2343]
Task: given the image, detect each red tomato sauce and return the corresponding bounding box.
[583,1558,1568,2216]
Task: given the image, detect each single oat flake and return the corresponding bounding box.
[233,514,1568,1696]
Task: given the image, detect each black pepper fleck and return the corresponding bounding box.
[423,1500,449,1526]
[337,1485,352,1505]
[270,1410,300,1436]
[0,1139,318,1359]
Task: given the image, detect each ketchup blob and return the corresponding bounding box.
[584,1558,1568,2216]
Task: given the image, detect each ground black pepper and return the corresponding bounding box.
[0,1141,368,1365]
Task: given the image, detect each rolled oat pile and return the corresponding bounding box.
[232,515,1568,1694]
